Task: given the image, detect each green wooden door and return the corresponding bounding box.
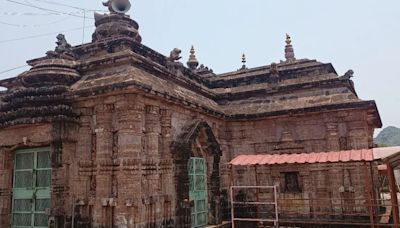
[188,157,208,228]
[12,148,51,228]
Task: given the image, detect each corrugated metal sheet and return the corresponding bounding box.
[375,147,400,168]
[373,147,400,160]
[229,149,375,166]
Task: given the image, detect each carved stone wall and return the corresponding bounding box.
[225,109,372,157]
[0,124,52,228]
[220,109,375,210]
[0,91,376,228]
[231,162,380,222]
[61,94,225,228]
[0,147,13,227]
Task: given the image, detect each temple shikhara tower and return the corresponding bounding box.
[0,0,384,228]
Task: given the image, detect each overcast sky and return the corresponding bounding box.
[0,0,399,134]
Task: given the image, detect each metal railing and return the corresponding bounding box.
[230,185,278,228]
[230,193,400,227]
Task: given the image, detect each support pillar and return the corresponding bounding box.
[0,147,12,228]
[114,95,145,227]
[387,162,399,227]
[93,103,114,227]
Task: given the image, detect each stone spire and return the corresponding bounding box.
[241,53,247,70]
[92,0,141,43]
[187,45,199,70]
[285,33,296,63]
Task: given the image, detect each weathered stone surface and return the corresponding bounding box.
[0,1,382,227]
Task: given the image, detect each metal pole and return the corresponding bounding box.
[370,162,378,226]
[274,185,279,227]
[363,162,375,228]
[255,165,259,221]
[71,195,75,228]
[386,162,399,227]
[230,165,235,228]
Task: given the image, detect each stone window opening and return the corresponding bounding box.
[283,172,302,193]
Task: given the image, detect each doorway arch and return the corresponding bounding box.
[171,120,222,227]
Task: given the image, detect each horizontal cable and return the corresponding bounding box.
[28,0,108,12]
[0,17,69,27]
[0,64,29,75]
[1,11,61,16]
[5,0,94,19]
[0,25,94,44]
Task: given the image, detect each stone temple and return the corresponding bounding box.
[0,0,382,227]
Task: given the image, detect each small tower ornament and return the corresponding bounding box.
[187,45,199,70]
[241,53,247,70]
[285,33,296,63]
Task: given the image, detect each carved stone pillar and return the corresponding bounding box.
[74,107,93,222]
[347,121,369,150]
[50,120,79,228]
[326,122,340,151]
[145,105,161,159]
[92,103,114,227]
[160,109,174,226]
[114,95,145,227]
[0,147,12,228]
[144,105,162,226]
[115,95,144,158]
[160,109,172,160]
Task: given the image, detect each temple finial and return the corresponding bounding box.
[241,53,247,70]
[285,33,296,63]
[187,45,199,70]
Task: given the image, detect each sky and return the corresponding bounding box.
[0,0,399,134]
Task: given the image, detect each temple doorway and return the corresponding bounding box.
[188,157,208,227]
[172,120,222,228]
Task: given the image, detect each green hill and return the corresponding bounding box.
[375,126,400,147]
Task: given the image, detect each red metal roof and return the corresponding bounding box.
[229,149,375,166]
[373,146,400,160]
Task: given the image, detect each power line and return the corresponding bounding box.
[0,64,29,75]
[18,0,108,38]
[0,17,69,27]
[0,25,94,44]
[1,11,61,16]
[5,0,93,19]
[28,0,107,12]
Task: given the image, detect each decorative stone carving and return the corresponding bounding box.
[344,69,354,78]
[168,48,182,62]
[186,46,199,70]
[46,34,72,58]
[285,33,296,62]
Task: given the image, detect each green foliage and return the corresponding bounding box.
[375,126,400,147]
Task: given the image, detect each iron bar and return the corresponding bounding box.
[386,162,399,227]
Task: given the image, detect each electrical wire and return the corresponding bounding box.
[27,0,107,12]
[4,0,93,19]
[0,17,69,27]
[0,64,29,75]
[0,25,94,44]
[1,11,61,16]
